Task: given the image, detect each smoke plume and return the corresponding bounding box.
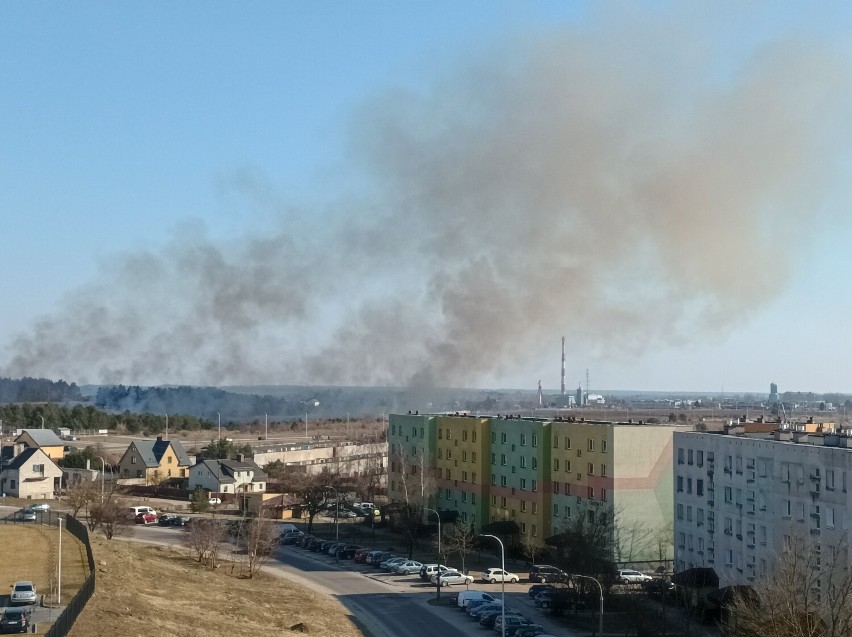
[5,7,852,387]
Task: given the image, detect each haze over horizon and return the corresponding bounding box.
[3,2,852,394]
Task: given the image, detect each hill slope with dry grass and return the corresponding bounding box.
[69,537,363,637]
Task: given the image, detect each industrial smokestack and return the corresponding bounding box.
[561,336,566,396]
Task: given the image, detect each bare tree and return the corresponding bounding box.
[65,478,98,517]
[392,444,436,559]
[728,533,852,637]
[239,513,278,578]
[522,529,546,567]
[444,521,476,573]
[90,487,129,539]
[292,467,341,535]
[186,518,226,569]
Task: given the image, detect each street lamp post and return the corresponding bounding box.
[480,534,506,637]
[217,413,221,441]
[96,456,106,502]
[572,573,604,636]
[324,485,339,561]
[57,517,63,604]
[424,508,442,600]
[264,413,268,440]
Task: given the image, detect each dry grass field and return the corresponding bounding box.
[69,537,364,637]
[0,524,90,622]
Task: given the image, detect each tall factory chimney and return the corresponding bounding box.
[560,336,566,396]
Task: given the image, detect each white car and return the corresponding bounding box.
[30,503,50,512]
[208,497,222,505]
[617,569,653,584]
[482,568,520,583]
[10,581,37,605]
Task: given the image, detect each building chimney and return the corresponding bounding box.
[237,453,245,462]
[156,436,163,442]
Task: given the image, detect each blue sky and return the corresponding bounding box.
[2,2,852,394]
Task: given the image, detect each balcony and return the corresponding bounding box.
[724,466,732,475]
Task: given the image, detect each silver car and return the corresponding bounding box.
[431,571,474,587]
[10,581,37,605]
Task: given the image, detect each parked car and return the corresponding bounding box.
[380,557,407,571]
[432,571,474,587]
[456,590,495,609]
[482,568,520,583]
[642,578,676,596]
[527,584,556,598]
[366,550,391,565]
[468,602,505,619]
[9,581,37,606]
[279,523,300,534]
[466,598,501,615]
[127,505,157,519]
[420,563,450,580]
[158,514,185,526]
[135,512,158,525]
[494,615,533,634]
[513,625,545,637]
[353,548,373,563]
[0,608,30,633]
[479,609,523,628]
[16,509,36,522]
[533,592,553,609]
[326,542,345,555]
[338,545,361,559]
[29,503,50,512]
[281,532,304,545]
[208,497,222,505]
[393,560,423,575]
[617,569,653,584]
[528,564,565,583]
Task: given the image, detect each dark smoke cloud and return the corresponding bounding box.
[5,8,852,387]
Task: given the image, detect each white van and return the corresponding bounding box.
[456,590,496,609]
[279,523,300,534]
[127,506,157,519]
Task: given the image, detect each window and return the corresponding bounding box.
[446,449,452,460]
[438,448,443,459]
[472,472,477,483]
[600,464,606,477]
[472,452,477,462]
[462,471,468,482]
[564,505,572,518]
[445,489,451,500]
[697,450,704,467]
[677,476,684,492]
[520,457,527,469]
[462,450,467,462]
[677,504,684,520]
[602,440,608,453]
[472,493,477,504]
[472,431,477,442]
[501,454,507,466]
[463,430,468,441]
[521,501,527,512]
[532,434,538,447]
[521,522,527,534]
[501,497,507,508]
[445,468,451,479]
[553,503,559,516]
[552,481,560,494]
[491,474,496,486]
[520,433,527,446]
[521,478,527,490]
[501,433,507,444]
[565,437,572,449]
[784,499,791,517]
[532,457,538,470]
[588,463,594,475]
[532,524,537,537]
[32,464,44,474]
[554,436,559,447]
[697,479,704,496]
[565,460,571,472]
[688,449,694,465]
[501,475,507,487]
[827,470,835,491]
[588,439,595,451]
[687,478,692,494]
[532,480,538,492]
[554,459,560,471]
[724,486,732,503]
[686,505,693,522]
[131,456,136,464]
[491,453,496,464]
[492,495,497,505]
[678,448,684,464]
[588,486,594,499]
[492,432,497,443]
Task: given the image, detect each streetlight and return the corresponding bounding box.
[571,573,604,636]
[264,413,268,440]
[217,413,221,441]
[479,534,506,637]
[57,517,63,604]
[424,508,442,599]
[95,456,106,502]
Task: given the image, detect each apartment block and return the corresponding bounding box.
[389,413,683,557]
[674,423,850,589]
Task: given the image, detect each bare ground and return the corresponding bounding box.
[69,537,364,637]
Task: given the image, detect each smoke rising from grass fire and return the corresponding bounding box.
[5,9,852,387]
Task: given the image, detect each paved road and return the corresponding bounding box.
[131,522,576,636]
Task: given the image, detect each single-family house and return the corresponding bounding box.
[15,429,66,461]
[189,457,267,499]
[117,436,192,486]
[0,448,63,499]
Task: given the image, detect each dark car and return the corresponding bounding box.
[528,564,566,583]
[158,514,189,526]
[527,583,556,598]
[281,532,304,545]
[0,608,30,634]
[479,609,523,628]
[338,544,361,559]
[643,578,675,597]
[514,625,545,637]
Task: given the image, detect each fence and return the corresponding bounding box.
[44,515,96,637]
